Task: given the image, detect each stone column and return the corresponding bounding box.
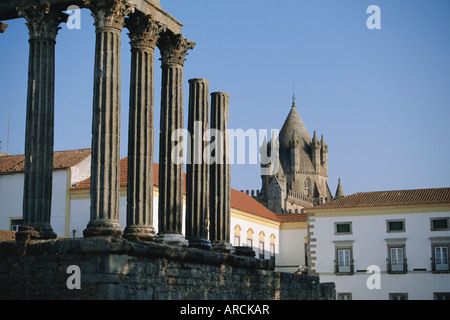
[122,14,164,241]
[185,78,211,250]
[15,4,66,241]
[83,0,134,238]
[156,32,195,246]
[209,92,232,253]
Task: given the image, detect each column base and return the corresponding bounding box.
[187,238,212,251]
[156,233,189,247]
[122,226,156,242]
[15,225,57,242]
[211,241,234,254]
[83,220,123,238]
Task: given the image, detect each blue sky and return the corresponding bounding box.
[0,0,449,196]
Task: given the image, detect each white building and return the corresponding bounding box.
[0,149,91,237]
[0,149,309,272]
[307,188,450,300]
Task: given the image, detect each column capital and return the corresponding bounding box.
[126,14,166,49]
[0,22,8,33]
[17,2,67,40]
[84,0,135,30]
[157,32,195,66]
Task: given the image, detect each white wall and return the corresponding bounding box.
[230,214,280,260]
[0,170,69,237]
[277,228,308,273]
[0,173,24,230]
[311,210,450,299]
[70,155,91,185]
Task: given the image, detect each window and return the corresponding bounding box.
[337,293,352,300]
[431,218,449,231]
[389,293,408,300]
[335,222,352,235]
[387,220,405,233]
[259,231,265,260]
[259,241,265,260]
[304,178,311,189]
[247,228,254,248]
[434,293,450,300]
[336,248,353,274]
[270,234,276,261]
[270,243,275,258]
[233,225,241,246]
[10,218,23,232]
[433,246,449,271]
[388,246,407,272]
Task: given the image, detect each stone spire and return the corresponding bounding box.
[335,178,345,199]
[312,131,320,148]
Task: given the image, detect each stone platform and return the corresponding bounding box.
[0,237,335,300]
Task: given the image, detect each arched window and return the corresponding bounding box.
[270,234,276,259]
[247,228,254,248]
[304,178,311,189]
[234,225,242,246]
[259,231,266,260]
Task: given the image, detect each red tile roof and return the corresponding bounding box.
[276,213,308,222]
[0,230,15,242]
[72,157,279,222]
[230,189,280,221]
[0,148,91,175]
[311,188,450,210]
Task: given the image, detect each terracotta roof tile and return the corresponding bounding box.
[0,148,91,175]
[276,213,308,222]
[230,189,280,221]
[0,230,15,242]
[311,188,450,210]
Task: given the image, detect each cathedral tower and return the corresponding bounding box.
[257,99,334,213]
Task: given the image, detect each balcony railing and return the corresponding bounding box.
[387,258,408,273]
[334,261,355,274]
[431,257,450,272]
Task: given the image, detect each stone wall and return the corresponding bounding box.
[0,237,335,300]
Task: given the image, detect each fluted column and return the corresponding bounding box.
[156,32,195,246]
[209,92,232,253]
[83,0,135,238]
[15,3,66,241]
[122,14,164,241]
[185,78,211,250]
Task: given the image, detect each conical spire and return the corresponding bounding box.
[335,178,345,199]
[279,99,311,150]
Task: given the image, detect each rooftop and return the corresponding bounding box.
[0,148,91,175]
[310,187,450,210]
